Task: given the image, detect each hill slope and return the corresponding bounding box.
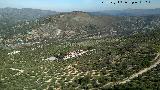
[1,12,160,48]
[0,11,160,89]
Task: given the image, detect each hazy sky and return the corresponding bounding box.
[0,0,160,11]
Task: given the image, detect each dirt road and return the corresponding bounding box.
[103,53,160,87]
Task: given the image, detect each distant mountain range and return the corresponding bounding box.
[1,8,160,23]
[88,8,160,16]
[0,8,58,24]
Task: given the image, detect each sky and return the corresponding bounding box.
[0,0,160,11]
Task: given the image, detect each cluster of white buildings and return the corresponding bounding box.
[44,49,96,61]
[8,50,20,55]
[63,49,93,60]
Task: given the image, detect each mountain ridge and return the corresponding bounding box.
[88,8,160,16]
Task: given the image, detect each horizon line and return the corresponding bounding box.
[1,7,160,12]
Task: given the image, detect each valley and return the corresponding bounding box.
[0,8,160,89]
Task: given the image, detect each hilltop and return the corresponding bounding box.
[1,11,160,48]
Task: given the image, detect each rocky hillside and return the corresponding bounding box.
[1,11,160,48]
[24,12,116,40]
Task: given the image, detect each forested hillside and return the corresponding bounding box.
[0,10,160,89]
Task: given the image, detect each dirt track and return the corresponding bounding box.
[103,53,160,87]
